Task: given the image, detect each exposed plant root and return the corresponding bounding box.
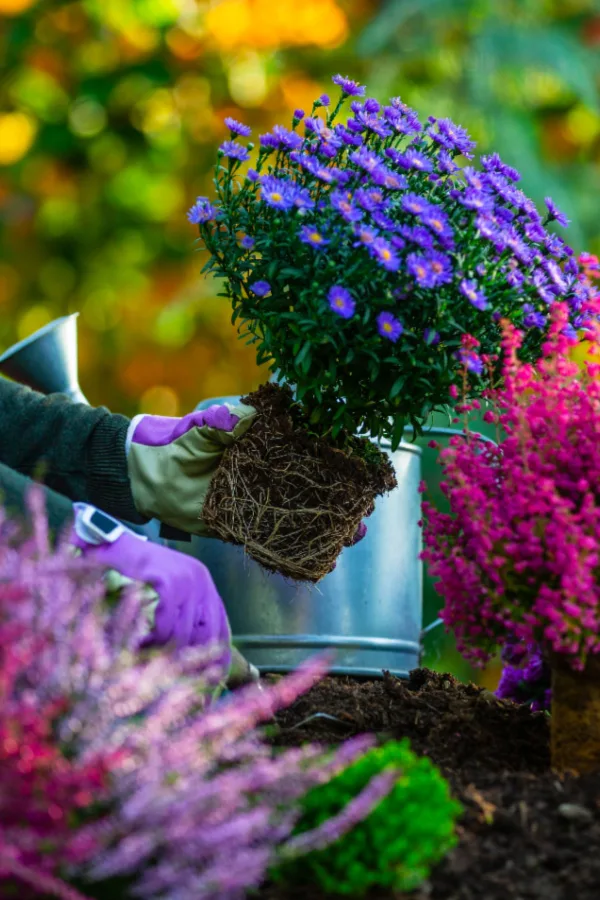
[201,383,397,582]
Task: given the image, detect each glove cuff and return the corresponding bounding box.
[72,503,147,549]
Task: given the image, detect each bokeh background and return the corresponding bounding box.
[2,0,600,683]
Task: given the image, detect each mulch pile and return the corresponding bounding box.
[259,668,600,900]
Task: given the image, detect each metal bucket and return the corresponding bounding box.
[168,395,423,678]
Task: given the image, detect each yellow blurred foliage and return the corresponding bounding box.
[0,0,37,14]
[204,0,348,50]
[0,112,38,165]
[570,339,600,369]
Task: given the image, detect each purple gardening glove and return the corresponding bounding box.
[126,402,256,537]
[71,504,231,668]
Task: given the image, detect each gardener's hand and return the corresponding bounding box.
[126,403,256,537]
[71,503,231,668]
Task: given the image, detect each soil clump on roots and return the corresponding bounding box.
[259,668,600,900]
[201,383,397,582]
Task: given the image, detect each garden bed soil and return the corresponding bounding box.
[201,383,396,582]
[259,669,600,900]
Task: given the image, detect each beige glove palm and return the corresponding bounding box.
[126,402,256,537]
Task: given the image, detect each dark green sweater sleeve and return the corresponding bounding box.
[0,378,146,523]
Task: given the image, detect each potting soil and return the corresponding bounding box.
[259,668,600,900]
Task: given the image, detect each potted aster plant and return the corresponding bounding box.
[421,298,600,774]
[188,74,590,583]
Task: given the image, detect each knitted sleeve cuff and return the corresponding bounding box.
[86,414,149,525]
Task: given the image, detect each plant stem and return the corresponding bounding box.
[551,653,600,773]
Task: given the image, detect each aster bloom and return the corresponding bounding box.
[522,303,546,329]
[387,147,433,173]
[371,168,407,191]
[293,108,305,122]
[260,176,296,211]
[224,117,252,137]
[330,190,363,223]
[240,235,255,250]
[271,124,303,151]
[328,285,356,318]
[349,147,386,174]
[355,187,387,211]
[436,149,459,174]
[250,280,271,296]
[353,223,379,247]
[332,74,366,97]
[187,197,217,224]
[377,311,403,342]
[219,140,251,162]
[481,152,521,183]
[407,252,436,288]
[544,196,569,227]
[369,237,400,272]
[459,278,488,311]
[400,225,435,252]
[427,250,453,287]
[299,224,330,249]
[401,193,433,217]
[319,93,330,106]
[429,117,476,158]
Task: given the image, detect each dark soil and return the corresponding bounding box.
[201,383,396,582]
[259,669,600,900]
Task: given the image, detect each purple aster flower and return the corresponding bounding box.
[353,223,379,247]
[292,187,315,210]
[401,193,433,216]
[349,147,386,174]
[224,117,251,137]
[240,235,255,250]
[383,107,422,135]
[481,152,520,183]
[545,234,568,258]
[299,224,330,249]
[260,176,296,211]
[271,124,302,151]
[334,124,364,147]
[435,149,459,174]
[459,278,488,311]
[371,167,407,191]
[319,93,330,106]
[250,280,271,296]
[219,140,250,162]
[259,132,279,150]
[330,189,363,223]
[421,205,451,238]
[429,117,476,158]
[457,188,493,212]
[328,285,355,318]
[400,225,435,251]
[407,252,436,288]
[427,250,453,287]
[456,347,484,374]
[187,197,217,224]
[293,108,305,120]
[463,167,488,192]
[475,214,500,242]
[424,327,440,345]
[522,303,546,329]
[369,237,400,271]
[377,311,403,342]
[544,196,569,227]
[332,74,366,97]
[387,147,433,172]
[247,168,260,182]
[391,234,406,251]
[355,187,387,211]
[371,210,396,232]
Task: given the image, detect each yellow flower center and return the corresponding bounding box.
[271,192,283,202]
[309,232,322,243]
[431,219,443,231]
[335,298,344,307]
[432,262,443,273]
[417,265,426,277]
[381,249,391,261]
[383,322,392,333]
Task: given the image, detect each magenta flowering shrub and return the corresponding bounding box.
[0,489,389,900]
[189,74,594,446]
[421,297,600,673]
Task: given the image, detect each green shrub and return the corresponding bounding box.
[271,738,462,895]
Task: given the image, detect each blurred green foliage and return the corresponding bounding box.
[1,0,599,686]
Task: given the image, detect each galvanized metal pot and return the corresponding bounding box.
[166,395,424,679]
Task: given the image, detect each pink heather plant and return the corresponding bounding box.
[0,488,386,900]
[422,298,600,671]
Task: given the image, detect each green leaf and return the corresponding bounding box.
[390,375,405,400]
[295,341,311,366]
[391,414,406,452]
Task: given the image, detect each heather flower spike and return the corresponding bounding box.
[3,489,435,898]
[422,266,600,773]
